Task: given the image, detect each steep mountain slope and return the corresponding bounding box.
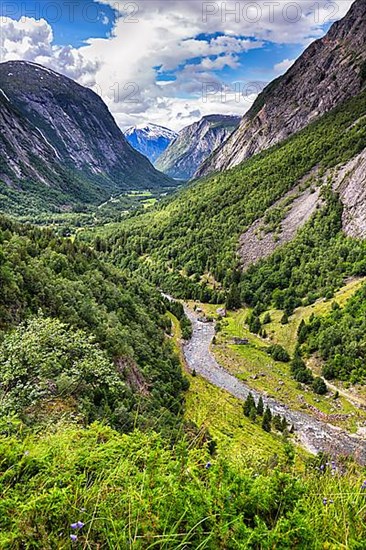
[125,124,177,163]
[155,115,240,180]
[0,61,172,214]
[104,90,366,303]
[197,0,366,177]
[0,215,187,432]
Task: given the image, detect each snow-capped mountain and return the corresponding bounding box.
[125,124,178,163]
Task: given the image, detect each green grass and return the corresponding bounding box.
[213,311,365,431]
[185,375,290,464]
[168,309,295,464]
[1,420,366,549]
[186,276,366,432]
[267,277,366,354]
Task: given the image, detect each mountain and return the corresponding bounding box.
[0,61,172,214]
[155,115,241,180]
[107,89,366,302]
[196,0,366,177]
[125,124,177,163]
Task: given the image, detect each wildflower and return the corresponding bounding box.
[361,480,366,490]
[205,462,212,469]
[24,451,30,456]
[320,464,325,471]
[323,498,327,505]
[71,521,84,530]
[329,499,334,504]
[70,534,77,542]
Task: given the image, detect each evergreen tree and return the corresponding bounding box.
[297,319,308,344]
[281,417,288,433]
[262,312,272,325]
[249,406,257,422]
[257,396,264,416]
[225,283,241,311]
[281,312,289,325]
[262,406,272,432]
[273,415,283,431]
[243,393,255,417]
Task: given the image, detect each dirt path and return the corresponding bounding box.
[182,304,366,464]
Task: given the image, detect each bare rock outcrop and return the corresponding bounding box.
[196,0,366,178]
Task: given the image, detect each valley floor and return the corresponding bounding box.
[179,283,366,463]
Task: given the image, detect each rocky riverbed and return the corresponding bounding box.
[183,304,366,464]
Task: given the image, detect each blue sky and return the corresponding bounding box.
[0,0,354,130]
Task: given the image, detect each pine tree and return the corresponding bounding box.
[225,283,241,311]
[297,319,307,344]
[281,312,289,325]
[249,406,257,422]
[273,414,282,431]
[262,406,272,432]
[257,396,264,416]
[281,417,288,433]
[262,312,272,325]
[243,393,255,417]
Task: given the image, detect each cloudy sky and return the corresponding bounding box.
[0,0,355,131]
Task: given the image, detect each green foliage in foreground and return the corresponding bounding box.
[301,284,366,384]
[0,216,187,434]
[102,91,366,303]
[0,421,365,549]
[0,316,127,426]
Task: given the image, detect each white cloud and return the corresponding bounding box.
[274,58,296,75]
[0,0,356,131]
[79,0,355,129]
[0,17,99,86]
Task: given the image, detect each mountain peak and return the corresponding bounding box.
[155,114,241,180]
[125,123,177,163]
[196,0,366,177]
[0,61,173,213]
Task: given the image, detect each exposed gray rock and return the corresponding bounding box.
[239,179,323,270]
[156,114,240,181]
[0,61,172,212]
[333,148,366,238]
[197,0,366,178]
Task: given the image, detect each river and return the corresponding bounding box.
[182,303,366,464]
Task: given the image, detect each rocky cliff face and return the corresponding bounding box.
[125,124,177,163]
[0,61,172,212]
[197,0,366,177]
[155,115,240,180]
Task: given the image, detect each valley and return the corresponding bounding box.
[0,0,366,547]
[181,297,366,460]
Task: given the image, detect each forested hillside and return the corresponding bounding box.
[0,216,188,434]
[300,283,366,384]
[0,61,172,215]
[102,91,366,304]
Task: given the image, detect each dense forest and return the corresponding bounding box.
[0,216,188,435]
[298,284,366,384]
[239,190,366,313]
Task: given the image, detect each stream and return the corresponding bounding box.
[182,303,366,464]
